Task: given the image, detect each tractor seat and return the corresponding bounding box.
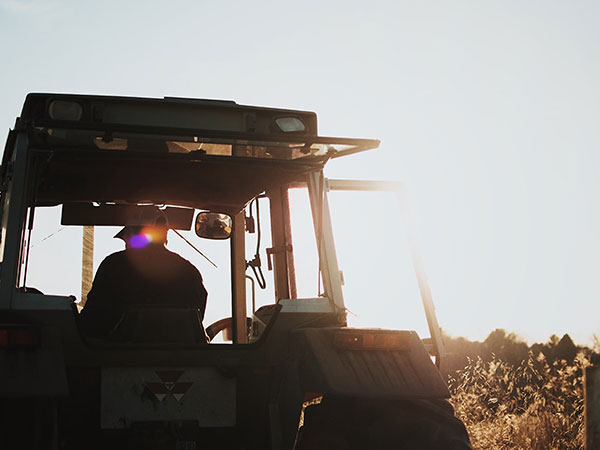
[108,304,208,344]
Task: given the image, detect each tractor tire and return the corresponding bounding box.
[295,396,471,450]
[1,399,58,450]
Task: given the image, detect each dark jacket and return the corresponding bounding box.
[79,245,208,340]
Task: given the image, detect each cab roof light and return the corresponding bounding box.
[274,117,306,133]
[0,326,40,349]
[48,100,83,121]
[333,330,412,351]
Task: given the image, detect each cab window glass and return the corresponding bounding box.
[20,205,233,331]
[242,197,276,314]
[288,188,320,299]
[21,206,83,298]
[327,191,430,337]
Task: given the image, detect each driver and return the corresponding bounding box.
[79,223,208,341]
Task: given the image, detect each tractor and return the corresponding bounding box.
[0,93,471,449]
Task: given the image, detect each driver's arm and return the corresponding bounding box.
[191,268,208,319]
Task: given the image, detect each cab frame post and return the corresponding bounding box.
[306,171,345,313]
[231,211,247,343]
[0,132,31,309]
[267,187,292,301]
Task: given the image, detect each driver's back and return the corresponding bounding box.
[79,245,208,340]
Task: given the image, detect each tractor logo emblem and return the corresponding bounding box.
[144,370,193,403]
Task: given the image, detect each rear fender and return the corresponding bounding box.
[292,328,449,399]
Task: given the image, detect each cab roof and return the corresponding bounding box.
[19,93,379,162]
[12,93,380,214]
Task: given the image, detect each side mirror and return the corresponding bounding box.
[194,212,232,240]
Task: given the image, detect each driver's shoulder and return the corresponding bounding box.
[97,250,130,272]
[163,250,203,278]
[102,249,128,263]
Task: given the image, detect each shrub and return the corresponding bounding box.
[449,352,588,449]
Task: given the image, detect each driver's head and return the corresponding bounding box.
[114,225,168,249]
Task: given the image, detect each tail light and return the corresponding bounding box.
[0,326,40,349]
[333,330,412,351]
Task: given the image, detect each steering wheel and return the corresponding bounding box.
[206,317,252,342]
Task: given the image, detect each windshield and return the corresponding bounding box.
[327,190,430,338]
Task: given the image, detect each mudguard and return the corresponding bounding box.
[292,328,450,399]
[0,324,68,397]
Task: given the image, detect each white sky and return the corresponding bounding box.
[1,0,598,345]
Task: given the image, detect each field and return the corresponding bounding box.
[443,330,594,449]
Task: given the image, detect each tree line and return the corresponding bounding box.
[440,328,596,378]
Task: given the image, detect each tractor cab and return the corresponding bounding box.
[1,94,378,343]
[0,94,469,450]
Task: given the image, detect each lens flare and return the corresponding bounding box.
[129,233,152,249]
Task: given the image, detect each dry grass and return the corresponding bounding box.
[449,352,588,449]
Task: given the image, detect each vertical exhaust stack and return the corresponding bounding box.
[80,225,94,308]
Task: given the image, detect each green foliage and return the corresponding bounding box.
[445,330,592,450]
